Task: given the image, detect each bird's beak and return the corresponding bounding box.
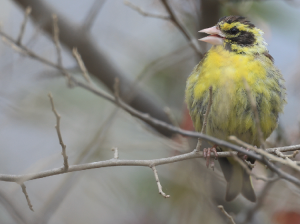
[198,26,225,45]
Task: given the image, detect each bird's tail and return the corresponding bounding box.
[219,157,256,202]
[225,162,243,201]
[241,170,256,202]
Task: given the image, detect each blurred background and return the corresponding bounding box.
[0,0,300,223]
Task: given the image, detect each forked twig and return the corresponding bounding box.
[48,93,69,170]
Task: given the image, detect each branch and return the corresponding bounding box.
[0,145,299,183]
[124,1,170,20]
[52,14,62,67]
[48,93,69,171]
[72,48,92,85]
[1,15,300,197]
[82,0,106,31]
[160,0,202,57]
[16,6,31,45]
[151,166,170,198]
[13,0,173,137]
[1,27,300,187]
[218,205,236,224]
[20,183,34,212]
[124,0,202,57]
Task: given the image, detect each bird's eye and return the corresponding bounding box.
[229,27,239,35]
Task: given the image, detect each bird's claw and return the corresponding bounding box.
[237,147,250,161]
[203,145,218,170]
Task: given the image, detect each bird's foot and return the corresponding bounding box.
[203,144,218,170]
[237,147,255,168]
[237,147,250,161]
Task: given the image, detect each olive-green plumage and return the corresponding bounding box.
[185,16,286,202]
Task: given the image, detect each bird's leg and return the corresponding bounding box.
[237,147,255,168]
[203,144,218,169]
[237,147,250,161]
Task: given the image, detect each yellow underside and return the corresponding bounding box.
[186,45,285,146]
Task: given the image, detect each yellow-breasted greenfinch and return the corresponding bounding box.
[185,16,286,202]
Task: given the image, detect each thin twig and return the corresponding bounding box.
[196,86,213,152]
[287,150,299,158]
[151,166,170,198]
[111,147,119,159]
[243,79,266,149]
[113,78,120,102]
[160,0,202,57]
[48,93,69,171]
[124,1,170,20]
[231,153,276,182]
[16,6,31,45]
[230,136,300,172]
[52,15,72,85]
[20,183,34,212]
[52,14,62,67]
[82,0,106,30]
[218,205,236,224]
[72,48,92,85]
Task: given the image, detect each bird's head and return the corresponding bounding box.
[199,16,267,54]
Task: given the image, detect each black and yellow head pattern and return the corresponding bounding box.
[217,16,267,54]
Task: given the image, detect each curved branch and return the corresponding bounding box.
[0,145,299,184]
[12,0,173,137]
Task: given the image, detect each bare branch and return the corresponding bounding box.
[16,6,32,45]
[113,77,120,102]
[48,93,69,171]
[160,0,202,57]
[0,145,299,183]
[20,183,34,212]
[82,0,106,30]
[52,14,62,67]
[72,48,92,85]
[13,0,174,137]
[231,153,276,182]
[230,136,300,172]
[151,166,170,198]
[124,1,170,20]
[218,205,236,224]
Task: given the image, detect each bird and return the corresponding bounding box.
[185,15,286,202]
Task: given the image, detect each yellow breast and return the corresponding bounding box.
[185,45,285,146]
